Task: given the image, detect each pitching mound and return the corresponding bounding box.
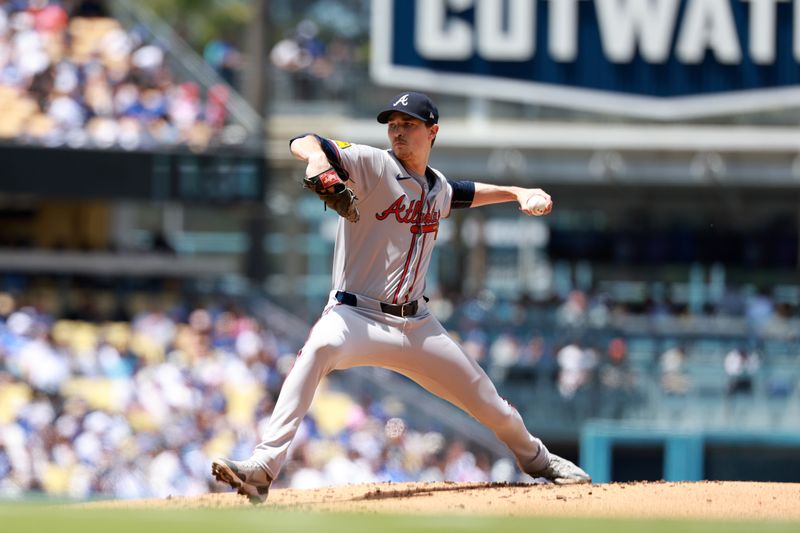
[85,481,799,520]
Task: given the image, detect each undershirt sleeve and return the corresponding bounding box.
[290,133,387,203]
[447,179,475,209]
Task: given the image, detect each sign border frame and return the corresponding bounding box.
[370,0,800,120]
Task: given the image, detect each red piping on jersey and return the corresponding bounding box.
[405,196,434,303]
[391,188,426,305]
[392,232,418,305]
[404,232,428,303]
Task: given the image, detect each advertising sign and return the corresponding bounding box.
[371,0,800,119]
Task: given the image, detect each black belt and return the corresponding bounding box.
[335,291,418,318]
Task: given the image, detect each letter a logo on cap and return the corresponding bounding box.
[394,94,409,106]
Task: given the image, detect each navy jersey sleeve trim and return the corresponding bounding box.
[448,179,475,209]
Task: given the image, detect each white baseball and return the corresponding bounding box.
[525,195,549,216]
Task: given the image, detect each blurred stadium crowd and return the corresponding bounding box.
[0,291,527,500]
[1,281,797,499]
[1,0,799,500]
[455,286,798,392]
[0,0,231,150]
[269,17,363,102]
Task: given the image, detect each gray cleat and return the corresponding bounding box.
[529,453,592,485]
[211,457,272,504]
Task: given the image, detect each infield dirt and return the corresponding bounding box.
[84,481,800,521]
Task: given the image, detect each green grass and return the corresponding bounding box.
[1,503,798,533]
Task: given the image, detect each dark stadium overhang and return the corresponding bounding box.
[0,143,267,204]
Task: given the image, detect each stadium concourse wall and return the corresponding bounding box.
[580,421,800,483]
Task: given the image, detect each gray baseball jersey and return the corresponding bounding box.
[329,140,449,304]
[248,136,551,482]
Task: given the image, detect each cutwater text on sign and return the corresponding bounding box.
[371,0,800,119]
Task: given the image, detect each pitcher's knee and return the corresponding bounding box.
[469,381,519,426]
[297,338,344,369]
[470,401,517,430]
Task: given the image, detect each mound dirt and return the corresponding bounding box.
[83,480,800,521]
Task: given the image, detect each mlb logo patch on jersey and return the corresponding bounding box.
[334,140,351,149]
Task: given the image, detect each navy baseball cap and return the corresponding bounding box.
[377,92,439,124]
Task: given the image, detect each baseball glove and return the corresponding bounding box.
[303,168,360,223]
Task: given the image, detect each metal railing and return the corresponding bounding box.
[109,0,264,143]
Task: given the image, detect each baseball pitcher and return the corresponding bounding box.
[212,92,591,503]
